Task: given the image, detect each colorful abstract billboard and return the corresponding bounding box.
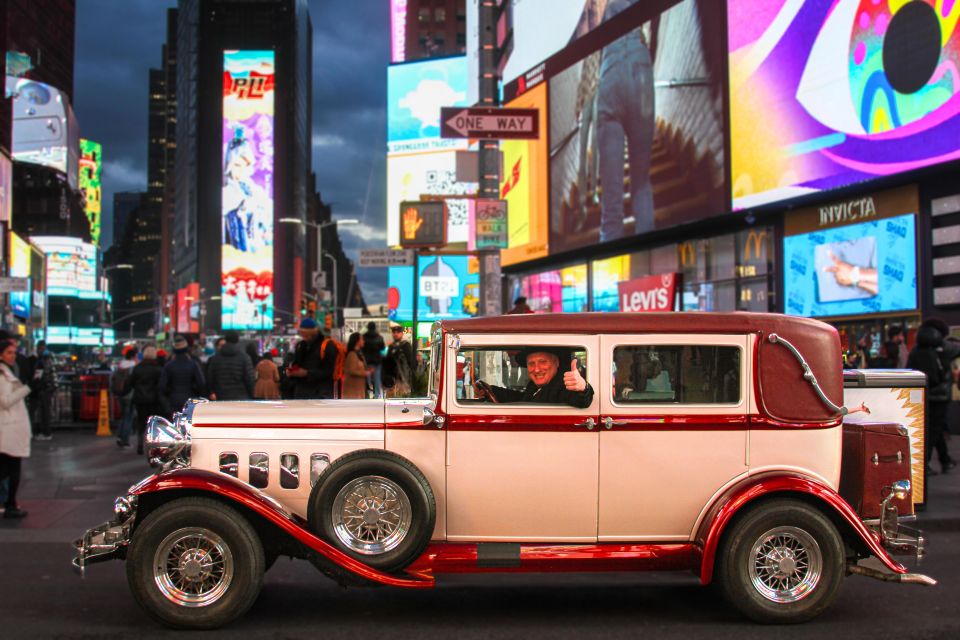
[387,265,415,323]
[509,264,588,313]
[79,139,102,245]
[0,154,11,223]
[548,0,727,254]
[416,255,481,322]
[729,0,960,209]
[221,50,275,331]
[31,236,97,297]
[8,232,31,317]
[500,82,549,266]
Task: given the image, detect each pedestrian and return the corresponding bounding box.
[156,349,168,367]
[383,325,414,398]
[29,340,56,441]
[888,325,909,368]
[203,337,226,382]
[254,346,282,400]
[159,335,206,415]
[907,320,956,475]
[0,330,32,384]
[287,318,338,399]
[507,296,533,314]
[361,321,385,398]
[112,346,138,448]
[127,346,165,455]
[0,339,32,518]
[343,332,370,399]
[206,330,254,401]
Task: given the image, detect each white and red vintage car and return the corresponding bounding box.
[75,313,934,629]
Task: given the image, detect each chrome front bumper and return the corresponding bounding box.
[72,495,137,576]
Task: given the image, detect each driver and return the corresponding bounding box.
[474,347,594,408]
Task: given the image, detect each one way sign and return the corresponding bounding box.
[440,107,539,140]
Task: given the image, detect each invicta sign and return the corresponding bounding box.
[819,197,877,227]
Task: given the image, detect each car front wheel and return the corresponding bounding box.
[126,497,265,629]
[716,499,845,624]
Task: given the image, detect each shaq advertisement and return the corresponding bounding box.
[549,0,727,255]
[221,50,275,331]
[729,0,960,209]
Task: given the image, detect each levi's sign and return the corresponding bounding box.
[440,107,539,140]
[618,273,678,312]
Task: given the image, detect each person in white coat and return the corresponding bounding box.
[0,339,32,518]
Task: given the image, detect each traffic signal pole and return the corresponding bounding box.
[478,0,503,317]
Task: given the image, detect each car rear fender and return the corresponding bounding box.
[129,468,434,589]
[695,471,906,585]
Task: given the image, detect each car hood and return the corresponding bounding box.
[187,398,434,429]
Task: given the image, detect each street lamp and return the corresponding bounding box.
[101,264,133,343]
[279,217,358,299]
[65,303,72,347]
[323,251,338,327]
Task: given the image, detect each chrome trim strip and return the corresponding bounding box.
[767,333,846,416]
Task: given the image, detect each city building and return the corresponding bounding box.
[392,0,467,62]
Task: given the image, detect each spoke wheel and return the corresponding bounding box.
[748,526,822,604]
[332,475,412,555]
[153,527,235,607]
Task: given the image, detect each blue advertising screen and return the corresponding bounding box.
[783,214,916,318]
[387,265,415,323]
[417,255,480,322]
[387,56,469,153]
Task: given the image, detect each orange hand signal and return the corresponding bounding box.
[402,207,424,240]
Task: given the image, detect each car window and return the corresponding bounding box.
[455,346,588,403]
[612,345,741,404]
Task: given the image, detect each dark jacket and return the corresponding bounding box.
[292,336,338,399]
[160,351,207,413]
[490,373,594,408]
[362,328,385,366]
[127,358,164,406]
[907,326,948,403]
[207,343,254,400]
[383,339,414,387]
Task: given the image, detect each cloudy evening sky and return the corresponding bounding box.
[75,0,390,304]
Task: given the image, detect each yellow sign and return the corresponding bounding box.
[96,388,111,437]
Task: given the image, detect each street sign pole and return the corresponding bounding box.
[478,0,502,317]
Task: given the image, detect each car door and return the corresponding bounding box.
[445,333,600,542]
[597,334,750,541]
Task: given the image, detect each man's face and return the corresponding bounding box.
[526,352,559,387]
[392,328,404,342]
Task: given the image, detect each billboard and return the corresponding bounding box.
[390,0,408,63]
[548,0,727,254]
[79,139,102,245]
[783,188,919,318]
[0,153,11,222]
[729,0,960,209]
[8,232,31,317]
[221,50,275,331]
[387,265,415,323]
[31,236,97,297]
[46,326,115,346]
[417,255,481,322]
[6,76,70,177]
[500,82,549,265]
[509,264,588,313]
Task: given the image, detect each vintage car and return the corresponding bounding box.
[75,313,934,629]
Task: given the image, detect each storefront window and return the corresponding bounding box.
[509,263,587,313]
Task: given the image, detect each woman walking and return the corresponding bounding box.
[254,348,281,400]
[0,339,33,518]
[343,333,370,399]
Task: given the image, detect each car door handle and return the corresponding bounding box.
[603,417,626,430]
[576,418,596,430]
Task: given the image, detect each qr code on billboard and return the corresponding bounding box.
[425,170,476,229]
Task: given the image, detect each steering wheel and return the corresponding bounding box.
[475,379,499,403]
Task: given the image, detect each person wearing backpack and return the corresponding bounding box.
[908,320,956,475]
[126,346,164,455]
[112,346,138,448]
[160,335,206,416]
[287,318,339,399]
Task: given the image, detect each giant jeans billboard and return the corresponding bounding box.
[222,50,275,331]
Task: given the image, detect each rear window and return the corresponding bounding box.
[612,345,741,404]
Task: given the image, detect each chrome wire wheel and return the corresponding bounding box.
[749,526,823,604]
[153,527,234,607]
[331,475,412,555]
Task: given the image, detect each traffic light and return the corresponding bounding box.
[300,298,307,316]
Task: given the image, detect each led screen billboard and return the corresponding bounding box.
[8,232,31,317]
[509,264,588,313]
[79,139,102,246]
[500,82,549,266]
[387,265,415,323]
[0,154,11,223]
[390,0,408,63]
[417,255,481,322]
[728,0,960,209]
[221,50,275,331]
[31,236,97,297]
[6,76,70,177]
[548,0,727,255]
[782,187,919,318]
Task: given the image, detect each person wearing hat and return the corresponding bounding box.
[362,321,385,398]
[474,347,593,408]
[112,345,138,447]
[287,318,338,399]
[207,330,254,401]
[160,334,207,415]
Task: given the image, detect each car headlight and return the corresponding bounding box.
[145,412,191,469]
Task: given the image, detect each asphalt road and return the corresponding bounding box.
[2,430,958,639]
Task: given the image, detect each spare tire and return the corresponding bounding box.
[307,449,435,573]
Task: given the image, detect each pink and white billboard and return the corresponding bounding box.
[390,0,408,63]
[221,50,275,331]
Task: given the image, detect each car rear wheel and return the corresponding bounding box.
[308,450,435,574]
[126,497,264,629]
[717,499,845,624]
